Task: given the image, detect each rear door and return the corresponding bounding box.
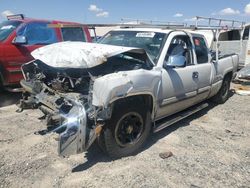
[192,35,213,102]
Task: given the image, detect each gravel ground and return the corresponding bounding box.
[0,88,249,188]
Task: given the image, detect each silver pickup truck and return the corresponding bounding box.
[19,28,239,159]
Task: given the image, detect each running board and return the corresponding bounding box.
[153,103,209,133]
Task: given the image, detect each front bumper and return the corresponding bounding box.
[19,80,101,157]
[57,103,87,156]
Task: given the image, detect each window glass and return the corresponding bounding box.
[16,22,58,45]
[61,27,86,42]
[243,27,249,40]
[164,35,193,66]
[0,20,21,41]
[99,31,166,63]
[218,30,241,41]
[193,37,208,64]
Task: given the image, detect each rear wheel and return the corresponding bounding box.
[211,75,231,104]
[98,99,151,158]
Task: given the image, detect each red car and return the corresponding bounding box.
[0,14,91,91]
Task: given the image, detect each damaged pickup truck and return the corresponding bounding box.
[19,28,239,158]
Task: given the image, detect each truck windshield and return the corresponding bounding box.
[0,20,21,41]
[99,31,166,63]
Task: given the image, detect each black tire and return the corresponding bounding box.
[211,75,231,104]
[0,79,3,93]
[98,99,152,159]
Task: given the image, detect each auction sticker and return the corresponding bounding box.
[136,32,155,38]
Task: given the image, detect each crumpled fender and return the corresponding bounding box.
[92,69,162,109]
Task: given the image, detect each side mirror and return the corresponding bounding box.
[165,55,186,68]
[12,36,27,45]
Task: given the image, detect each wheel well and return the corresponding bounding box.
[224,71,233,81]
[112,95,154,115]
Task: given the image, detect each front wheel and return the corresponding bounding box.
[211,76,231,104]
[99,100,152,159]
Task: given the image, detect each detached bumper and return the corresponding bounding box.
[19,80,98,157]
[57,104,87,156]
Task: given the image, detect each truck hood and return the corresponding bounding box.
[31,41,154,69]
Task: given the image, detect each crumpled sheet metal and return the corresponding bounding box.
[31,41,150,69]
[237,64,250,80]
[92,69,162,108]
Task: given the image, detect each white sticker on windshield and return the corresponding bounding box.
[136,32,155,38]
[1,25,14,30]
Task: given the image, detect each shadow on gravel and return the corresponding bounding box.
[72,143,112,172]
[0,90,21,108]
[72,90,235,172]
[144,89,235,151]
[228,89,235,99]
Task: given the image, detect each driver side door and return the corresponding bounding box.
[156,35,199,120]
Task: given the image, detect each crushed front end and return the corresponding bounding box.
[18,42,154,157]
[19,60,105,157]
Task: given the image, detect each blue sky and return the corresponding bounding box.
[1,0,250,24]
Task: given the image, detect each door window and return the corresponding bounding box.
[193,37,208,64]
[61,27,86,42]
[16,22,58,45]
[0,20,21,41]
[243,27,249,40]
[164,35,193,66]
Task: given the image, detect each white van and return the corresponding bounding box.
[190,17,249,68]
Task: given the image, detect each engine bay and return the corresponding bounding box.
[22,52,152,95]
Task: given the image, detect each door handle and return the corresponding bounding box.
[193,71,199,78]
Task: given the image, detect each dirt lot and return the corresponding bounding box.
[0,88,249,188]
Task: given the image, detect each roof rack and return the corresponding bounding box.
[7,14,25,20]
[194,16,245,30]
[47,16,246,32]
[119,17,246,30]
[121,18,187,27]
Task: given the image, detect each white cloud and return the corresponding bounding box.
[88,4,102,12]
[96,11,109,17]
[218,8,240,15]
[173,13,183,17]
[244,3,250,14]
[88,4,109,18]
[1,10,14,18]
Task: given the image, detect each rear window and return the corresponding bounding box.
[193,37,208,64]
[218,30,241,41]
[243,27,249,40]
[61,27,86,42]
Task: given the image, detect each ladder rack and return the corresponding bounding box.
[48,16,246,31]
[195,16,245,30]
[121,18,187,27]
[119,17,246,30]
